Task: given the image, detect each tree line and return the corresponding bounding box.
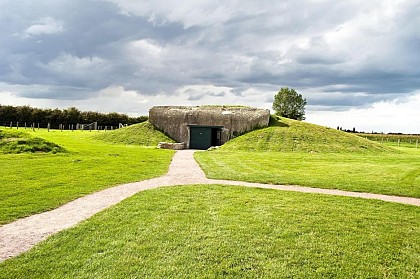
[0,105,147,127]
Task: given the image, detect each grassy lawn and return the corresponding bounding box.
[0,128,174,225]
[195,148,420,198]
[1,185,419,278]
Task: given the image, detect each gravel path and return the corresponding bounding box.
[1,149,419,262]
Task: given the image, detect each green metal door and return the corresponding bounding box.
[190,127,212,150]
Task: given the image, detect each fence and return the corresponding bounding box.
[358,133,420,149]
[1,122,125,132]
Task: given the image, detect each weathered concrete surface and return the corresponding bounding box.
[149,106,270,148]
[158,142,185,150]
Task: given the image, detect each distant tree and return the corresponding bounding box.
[63,107,82,124]
[16,105,33,123]
[32,108,49,124]
[272,87,307,120]
[0,105,17,123]
[47,108,64,124]
[81,111,100,124]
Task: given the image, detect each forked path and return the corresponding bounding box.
[1,150,420,262]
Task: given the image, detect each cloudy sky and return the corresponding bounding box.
[1,0,419,133]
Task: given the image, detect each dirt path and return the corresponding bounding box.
[1,150,419,262]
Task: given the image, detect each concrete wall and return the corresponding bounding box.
[149,106,270,148]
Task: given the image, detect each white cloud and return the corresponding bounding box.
[320,0,416,71]
[306,91,420,133]
[104,0,258,28]
[23,17,64,37]
[127,39,163,57]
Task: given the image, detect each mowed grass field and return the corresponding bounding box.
[1,185,419,278]
[195,148,420,198]
[195,117,420,198]
[0,127,174,225]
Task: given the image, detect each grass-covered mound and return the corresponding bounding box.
[94,122,175,146]
[1,185,419,278]
[0,129,65,154]
[221,116,396,153]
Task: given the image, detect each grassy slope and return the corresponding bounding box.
[0,128,174,225]
[1,185,419,278]
[0,128,65,154]
[195,117,420,198]
[222,116,395,153]
[94,122,174,146]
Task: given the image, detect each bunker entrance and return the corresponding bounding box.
[189,125,222,150]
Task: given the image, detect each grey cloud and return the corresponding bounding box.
[187,91,226,101]
[307,105,358,112]
[0,0,194,96]
[18,86,96,100]
[1,0,419,112]
[296,55,344,65]
[307,92,401,107]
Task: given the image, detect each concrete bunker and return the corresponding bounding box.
[149,106,270,150]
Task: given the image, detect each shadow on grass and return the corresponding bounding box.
[269,115,289,127]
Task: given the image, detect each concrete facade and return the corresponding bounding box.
[149,106,270,149]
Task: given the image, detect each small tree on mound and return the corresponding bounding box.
[272,87,307,120]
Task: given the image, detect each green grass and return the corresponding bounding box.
[195,148,420,198]
[0,128,174,225]
[1,185,419,278]
[195,117,420,198]
[224,116,395,153]
[94,122,175,146]
[0,128,65,154]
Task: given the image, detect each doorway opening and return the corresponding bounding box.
[189,125,223,150]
